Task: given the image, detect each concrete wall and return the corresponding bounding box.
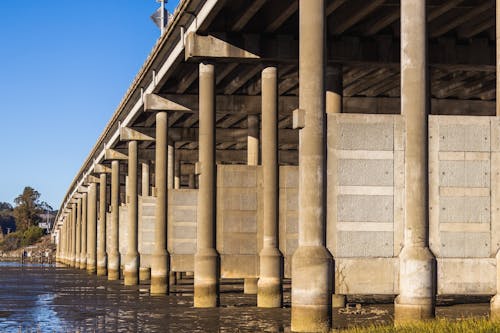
[429,116,499,295]
[327,113,405,295]
[138,195,155,269]
[168,189,197,272]
[217,165,263,278]
[119,205,128,266]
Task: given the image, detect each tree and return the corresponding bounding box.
[13,187,43,231]
[0,202,13,211]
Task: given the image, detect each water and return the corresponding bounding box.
[0,262,289,332]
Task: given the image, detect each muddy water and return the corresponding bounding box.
[0,262,491,332]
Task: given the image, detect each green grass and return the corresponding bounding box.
[337,317,500,333]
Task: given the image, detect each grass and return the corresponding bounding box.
[337,317,500,333]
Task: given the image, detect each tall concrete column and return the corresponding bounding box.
[258,66,283,308]
[75,199,82,268]
[244,113,260,294]
[80,193,88,270]
[395,0,435,322]
[108,160,121,280]
[151,111,170,294]
[247,114,259,166]
[168,143,175,190]
[291,1,333,332]
[71,203,77,268]
[97,173,108,276]
[125,140,139,285]
[142,162,150,197]
[490,0,500,319]
[60,223,65,264]
[87,183,97,274]
[194,62,220,308]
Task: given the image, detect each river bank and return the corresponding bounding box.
[0,235,55,264]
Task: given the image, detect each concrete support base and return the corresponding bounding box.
[258,248,283,308]
[291,246,333,333]
[97,255,107,276]
[394,246,435,323]
[194,249,220,308]
[80,259,86,270]
[332,294,347,308]
[139,267,151,281]
[150,253,169,295]
[490,296,500,320]
[244,278,258,294]
[86,264,96,275]
[124,254,139,286]
[169,271,177,288]
[108,269,120,281]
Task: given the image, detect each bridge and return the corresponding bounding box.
[52,0,499,331]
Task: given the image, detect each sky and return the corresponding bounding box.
[0,0,179,209]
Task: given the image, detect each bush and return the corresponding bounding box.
[20,226,44,247]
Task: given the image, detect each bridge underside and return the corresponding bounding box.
[54,0,500,331]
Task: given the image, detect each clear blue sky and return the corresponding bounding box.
[0,0,179,209]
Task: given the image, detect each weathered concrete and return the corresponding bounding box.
[124,140,139,285]
[108,160,121,280]
[258,66,283,308]
[87,183,97,274]
[97,173,108,276]
[291,1,332,332]
[395,0,436,322]
[151,111,170,295]
[71,203,77,268]
[142,162,150,197]
[139,195,155,281]
[75,198,82,268]
[247,114,259,166]
[194,62,220,308]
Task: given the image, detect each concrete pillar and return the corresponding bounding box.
[395,0,435,322]
[326,64,345,309]
[491,0,500,319]
[142,162,150,197]
[80,193,88,270]
[151,111,170,294]
[97,173,108,276]
[75,199,82,268]
[60,223,65,264]
[87,183,97,274]
[125,140,139,285]
[174,156,181,189]
[108,160,121,280]
[71,203,77,268]
[247,114,259,166]
[291,1,333,332]
[258,66,283,308]
[194,62,220,308]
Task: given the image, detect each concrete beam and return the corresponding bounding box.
[93,164,112,174]
[119,126,155,142]
[104,148,128,161]
[144,93,193,112]
[85,175,100,183]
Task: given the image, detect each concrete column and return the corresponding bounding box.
[258,66,283,307]
[142,162,150,197]
[326,64,345,309]
[75,199,82,268]
[125,140,139,285]
[80,193,88,270]
[395,0,435,322]
[247,114,259,166]
[87,183,97,274]
[60,223,65,264]
[194,62,220,308]
[151,111,170,294]
[174,156,181,189]
[291,1,333,332]
[491,0,500,318]
[97,173,108,276]
[108,160,121,280]
[71,203,77,268]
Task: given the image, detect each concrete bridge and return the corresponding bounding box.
[53,0,500,331]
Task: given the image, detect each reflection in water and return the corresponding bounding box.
[0,262,289,332]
